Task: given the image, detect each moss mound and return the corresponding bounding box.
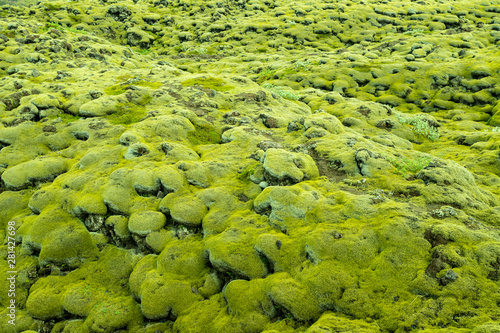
[1,0,500,332]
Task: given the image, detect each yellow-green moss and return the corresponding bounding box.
[136,81,162,89]
[255,68,277,83]
[0,30,15,38]
[181,77,234,91]
[352,65,375,72]
[135,49,151,55]
[386,153,433,177]
[43,3,62,11]
[237,164,258,182]
[116,74,134,82]
[47,112,80,123]
[105,85,128,96]
[105,80,162,95]
[105,94,152,124]
[187,123,220,145]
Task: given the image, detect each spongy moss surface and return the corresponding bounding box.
[1,0,500,332]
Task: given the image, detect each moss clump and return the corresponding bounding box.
[136,80,162,89]
[352,65,373,72]
[262,83,300,101]
[27,76,43,84]
[47,113,80,123]
[105,80,162,96]
[396,113,440,141]
[187,124,220,145]
[0,30,15,38]
[181,77,234,91]
[105,85,127,95]
[106,94,152,125]
[237,165,257,182]
[116,74,134,82]
[135,49,151,55]
[386,154,433,176]
[43,3,62,11]
[39,22,88,35]
[255,68,277,83]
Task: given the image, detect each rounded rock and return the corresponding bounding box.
[128,211,167,236]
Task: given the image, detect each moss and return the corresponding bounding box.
[28,76,45,84]
[105,80,161,96]
[61,113,81,122]
[352,65,374,72]
[386,154,433,177]
[38,21,88,35]
[237,164,258,182]
[47,112,80,123]
[0,30,15,38]
[105,84,128,96]
[187,123,220,145]
[262,83,300,101]
[181,76,234,91]
[106,94,152,125]
[116,74,134,82]
[159,192,207,227]
[135,48,151,55]
[43,3,62,11]
[396,113,440,141]
[136,81,162,89]
[256,68,277,83]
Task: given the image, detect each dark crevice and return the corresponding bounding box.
[424,229,450,248]
[488,257,500,281]
[256,249,275,275]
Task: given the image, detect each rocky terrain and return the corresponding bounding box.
[1,0,500,332]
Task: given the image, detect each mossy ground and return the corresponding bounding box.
[187,123,220,145]
[106,93,152,124]
[1,0,500,332]
[105,80,162,96]
[181,77,234,92]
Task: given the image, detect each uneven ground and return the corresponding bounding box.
[1,0,500,332]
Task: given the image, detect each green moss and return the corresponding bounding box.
[188,47,208,55]
[281,68,298,76]
[386,153,433,177]
[237,165,257,182]
[106,94,152,125]
[135,48,151,55]
[262,83,300,101]
[104,85,127,96]
[136,80,162,89]
[0,30,15,38]
[116,74,134,82]
[352,65,375,72]
[181,77,234,91]
[396,113,440,141]
[256,68,277,83]
[43,3,62,11]
[187,123,220,145]
[38,21,88,35]
[47,113,80,123]
[27,76,43,84]
[105,80,162,95]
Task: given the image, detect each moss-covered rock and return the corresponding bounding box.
[79,95,127,117]
[1,157,69,190]
[1,0,500,331]
[128,210,166,236]
[261,148,319,185]
[159,191,207,227]
[18,206,99,266]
